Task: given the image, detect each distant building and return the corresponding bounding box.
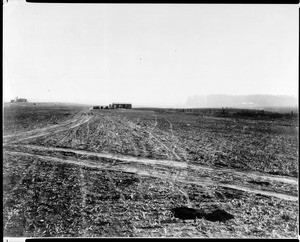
[93,103,132,110]
[11,97,27,103]
[16,98,27,102]
[111,103,132,109]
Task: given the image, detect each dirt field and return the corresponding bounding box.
[3,103,298,238]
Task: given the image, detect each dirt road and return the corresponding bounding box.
[4,148,298,201]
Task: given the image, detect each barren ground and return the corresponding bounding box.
[3,103,298,238]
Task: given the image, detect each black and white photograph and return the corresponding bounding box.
[3,0,299,238]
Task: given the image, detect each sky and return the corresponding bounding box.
[3,1,299,107]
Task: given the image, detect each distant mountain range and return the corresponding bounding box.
[185,94,298,108]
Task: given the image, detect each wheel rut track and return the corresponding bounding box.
[3,112,92,144]
[79,168,88,236]
[5,143,297,185]
[164,117,188,161]
[4,146,298,202]
[148,116,182,160]
[112,117,149,157]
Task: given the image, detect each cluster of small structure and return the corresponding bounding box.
[10,97,27,103]
[93,103,132,110]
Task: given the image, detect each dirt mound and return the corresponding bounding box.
[171,207,203,220]
[204,209,234,222]
[171,206,234,222]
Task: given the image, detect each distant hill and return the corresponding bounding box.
[186,94,298,108]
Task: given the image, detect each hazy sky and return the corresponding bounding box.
[3,1,299,106]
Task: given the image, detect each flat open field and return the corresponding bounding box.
[3,103,299,238]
